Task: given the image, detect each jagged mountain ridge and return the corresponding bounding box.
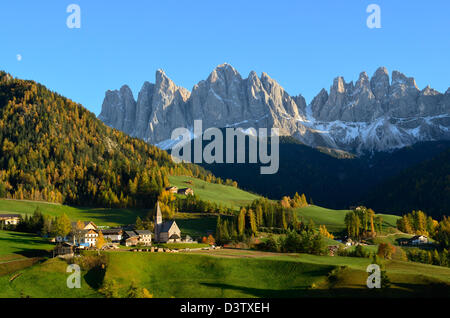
[99,64,450,154]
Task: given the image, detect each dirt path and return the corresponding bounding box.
[375,231,409,238]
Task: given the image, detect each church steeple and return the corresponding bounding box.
[156,201,162,225]
[155,201,162,242]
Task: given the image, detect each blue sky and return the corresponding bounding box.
[1,0,449,115]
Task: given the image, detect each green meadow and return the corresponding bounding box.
[174,213,218,238]
[0,257,101,298]
[0,230,53,256]
[1,250,449,298]
[0,199,148,227]
[169,175,261,211]
[294,205,401,234]
[102,252,335,298]
[0,200,217,239]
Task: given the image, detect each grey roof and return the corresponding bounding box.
[0,214,21,218]
[102,229,123,235]
[135,230,152,235]
[160,220,177,233]
[125,231,138,238]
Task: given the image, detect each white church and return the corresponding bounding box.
[154,202,182,243]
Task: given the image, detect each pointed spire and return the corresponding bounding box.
[154,201,162,242]
[156,201,162,224]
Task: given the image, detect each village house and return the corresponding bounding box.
[135,230,152,245]
[154,202,182,243]
[409,235,428,245]
[101,228,123,243]
[67,221,99,247]
[71,221,98,231]
[122,230,152,246]
[177,188,194,196]
[83,229,98,247]
[0,214,21,225]
[123,231,139,246]
[165,186,178,194]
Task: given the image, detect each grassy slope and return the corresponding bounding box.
[86,251,450,297]
[294,205,350,233]
[174,213,218,238]
[0,199,148,227]
[103,252,333,298]
[0,231,53,256]
[295,205,401,234]
[169,176,261,211]
[1,248,449,298]
[0,258,101,298]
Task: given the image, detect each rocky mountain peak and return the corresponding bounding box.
[208,63,242,84]
[370,67,390,100]
[356,72,369,85]
[332,76,346,94]
[99,65,450,154]
[421,85,439,96]
[391,70,419,90]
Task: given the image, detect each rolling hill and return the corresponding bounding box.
[168,175,261,211]
[2,249,449,298]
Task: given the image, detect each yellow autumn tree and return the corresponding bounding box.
[97,231,106,249]
[319,225,334,239]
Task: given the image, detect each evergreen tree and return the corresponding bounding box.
[238,208,246,237]
[248,209,257,235]
[135,216,144,230]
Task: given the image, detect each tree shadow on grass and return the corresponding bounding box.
[14,249,49,258]
[83,266,106,290]
[200,282,450,298]
[200,282,310,298]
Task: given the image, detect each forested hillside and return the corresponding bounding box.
[364,147,450,219]
[0,72,207,208]
[197,135,450,216]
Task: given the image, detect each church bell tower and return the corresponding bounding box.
[155,201,162,241]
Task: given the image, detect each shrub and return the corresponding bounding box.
[337,245,371,258]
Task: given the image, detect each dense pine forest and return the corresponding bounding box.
[0,71,210,208]
[364,148,450,219]
[197,136,450,219]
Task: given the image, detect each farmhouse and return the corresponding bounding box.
[135,230,152,245]
[177,188,194,196]
[71,221,98,231]
[66,221,100,247]
[123,231,139,246]
[165,186,178,194]
[82,229,98,247]
[102,228,123,243]
[409,235,428,245]
[0,214,21,225]
[154,202,182,243]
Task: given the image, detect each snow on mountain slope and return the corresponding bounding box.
[99,65,450,154]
